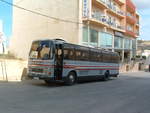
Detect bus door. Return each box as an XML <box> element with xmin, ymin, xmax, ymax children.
<box><xmin>54</xmin><ymin>44</ymin><xmax>63</xmax><ymax>80</ymax></box>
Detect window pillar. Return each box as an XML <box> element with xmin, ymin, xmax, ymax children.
<box><xmin>122</xmin><ymin>38</ymin><xmax>125</xmax><ymax>62</ymax></box>
<box><xmin>87</xmin><ymin>22</ymin><xmax>90</xmax><ymax>46</ymax></box>
<box><xmin>112</xmin><ymin>35</ymin><xmax>115</xmax><ymax>52</ymax></box>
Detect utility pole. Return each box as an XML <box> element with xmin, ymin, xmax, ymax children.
<box><xmin>0</xmin><ymin>32</ymin><xmax>8</xmax><ymax>82</ymax></box>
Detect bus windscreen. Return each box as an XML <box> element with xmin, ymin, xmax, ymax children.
<box><xmin>29</xmin><ymin>41</ymin><xmax>53</xmax><ymax>60</ymax></box>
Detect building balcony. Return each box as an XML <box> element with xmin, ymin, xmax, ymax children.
<box><xmin>126</xmin><ymin>14</ymin><xmax>136</xmax><ymax>24</ymax></box>
<box><xmin>93</xmin><ymin>0</ymin><xmax>108</xmax><ymax>9</ymax></box>
<box><xmin>126</xmin><ymin>29</ymin><xmax>136</xmax><ymax>38</ymax></box>
<box><xmin>136</xmin><ymin>13</ymin><xmax>139</xmax><ymax>25</ymax></box>
<box><xmin>93</xmin><ymin>0</ymin><xmax>125</xmax><ymax>19</ymax></box>
<box><xmin>126</xmin><ymin>0</ymin><xmax>136</xmax><ymax>12</ymax></box>
<box><xmin>83</xmin><ymin>14</ymin><xmax>108</xmax><ymax>27</ymax></box>
<box><xmin>83</xmin><ymin>12</ymin><xmax>125</xmax><ymax>32</ymax></box>
<box><xmin>107</xmin><ymin>5</ymin><xmax>125</xmax><ymax>19</ymax></box>
<box><xmin>136</xmin><ymin>21</ymin><xmax>139</xmax><ymax>26</ymax></box>
<box><xmin>114</xmin><ymin>0</ymin><xmax>125</xmax><ymax>5</ymax></box>
<box><xmin>107</xmin><ymin>21</ymin><xmax>125</xmax><ymax>32</ymax></box>
<box><xmin>135</xmin><ymin>31</ymin><xmax>139</xmax><ymax>36</ymax></box>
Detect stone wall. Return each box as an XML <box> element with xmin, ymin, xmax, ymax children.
<box><xmin>0</xmin><ymin>59</ymin><xmax>27</xmax><ymax>82</ymax></box>
<box><xmin>119</xmin><ymin>62</ymin><xmax>139</xmax><ymax>73</ymax></box>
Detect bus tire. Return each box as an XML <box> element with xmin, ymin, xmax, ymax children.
<box><xmin>44</xmin><ymin>80</ymin><xmax>51</xmax><ymax>84</ymax></box>
<box><xmin>102</xmin><ymin>71</ymin><xmax>110</xmax><ymax>81</ymax></box>
<box><xmin>65</xmin><ymin>72</ymin><xmax>77</xmax><ymax>85</ymax></box>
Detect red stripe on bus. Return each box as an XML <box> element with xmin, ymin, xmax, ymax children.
<box><xmin>64</xmin><ymin>65</ymin><xmax>119</xmax><ymax>68</ymax></box>
<box><xmin>29</xmin><ymin>64</ymin><xmax>119</xmax><ymax>69</ymax></box>
<box><xmin>29</xmin><ymin>64</ymin><xmax>54</xmax><ymax>67</ymax></box>
<box><xmin>77</xmin><ymin>68</ymin><xmax>119</xmax><ymax>70</ymax></box>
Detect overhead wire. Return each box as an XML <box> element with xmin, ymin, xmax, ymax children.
<box><xmin>0</xmin><ymin>0</ymin><xmax>83</xmax><ymax>24</ymax></box>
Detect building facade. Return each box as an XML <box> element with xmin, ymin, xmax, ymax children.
<box><xmin>10</xmin><ymin>0</ymin><xmax>140</xmax><ymax>61</ymax></box>
<box><xmin>81</xmin><ymin>0</ymin><xmax>139</xmax><ymax>62</ymax></box>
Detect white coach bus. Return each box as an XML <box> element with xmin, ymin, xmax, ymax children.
<box><xmin>28</xmin><ymin>39</ymin><xmax>119</xmax><ymax>85</ymax></box>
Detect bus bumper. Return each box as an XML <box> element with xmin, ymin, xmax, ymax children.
<box><xmin>28</xmin><ymin>73</ymin><xmax>54</xmax><ymax>80</ymax></box>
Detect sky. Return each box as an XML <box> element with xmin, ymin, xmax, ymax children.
<box><xmin>0</xmin><ymin>0</ymin><xmax>12</xmax><ymax>40</ymax></box>
<box><xmin>0</xmin><ymin>0</ymin><xmax>149</xmax><ymax>41</ymax></box>
<box><xmin>133</xmin><ymin>0</ymin><xmax>150</xmax><ymax>40</ymax></box>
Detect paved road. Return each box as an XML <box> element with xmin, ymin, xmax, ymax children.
<box><xmin>0</xmin><ymin>72</ymin><xmax>150</xmax><ymax>113</ymax></box>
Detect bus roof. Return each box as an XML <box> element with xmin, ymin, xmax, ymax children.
<box><xmin>32</xmin><ymin>39</ymin><xmax>118</xmax><ymax>55</ymax></box>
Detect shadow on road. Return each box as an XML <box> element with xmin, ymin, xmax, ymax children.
<box><xmin>23</xmin><ymin>78</ymin><xmax>117</xmax><ymax>88</ymax></box>
<box><xmin>24</xmin><ymin>80</ymin><xmax>65</xmax><ymax>88</ymax></box>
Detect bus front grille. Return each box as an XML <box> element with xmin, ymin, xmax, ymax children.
<box><xmin>31</xmin><ymin>68</ymin><xmax>43</xmax><ymax>73</ymax></box>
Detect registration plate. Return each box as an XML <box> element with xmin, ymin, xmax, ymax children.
<box><xmin>33</xmin><ymin>77</ymin><xmax>39</xmax><ymax>80</ymax></box>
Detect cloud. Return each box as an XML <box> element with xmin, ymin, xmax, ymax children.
<box><xmin>133</xmin><ymin>0</ymin><xmax>150</xmax><ymax>9</ymax></box>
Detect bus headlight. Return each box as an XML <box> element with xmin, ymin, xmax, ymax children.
<box><xmin>44</xmin><ymin>68</ymin><xmax>51</xmax><ymax>75</ymax></box>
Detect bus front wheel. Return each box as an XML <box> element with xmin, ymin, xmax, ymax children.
<box><xmin>65</xmin><ymin>72</ymin><xmax>77</xmax><ymax>85</ymax></box>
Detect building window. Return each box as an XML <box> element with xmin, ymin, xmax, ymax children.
<box><xmin>83</xmin><ymin>27</ymin><xmax>88</xmax><ymax>43</ymax></box>
<box><xmin>114</xmin><ymin>36</ymin><xmax>123</xmax><ymax>49</ymax></box>
<box><xmin>127</xmin><ymin>25</ymin><xmax>133</xmax><ymax>31</ymax></box>
<box><xmin>132</xmin><ymin>39</ymin><xmax>136</xmax><ymax>49</ymax></box>
<box><xmin>124</xmin><ymin>38</ymin><xmax>131</xmax><ymax>49</ymax></box>
<box><xmin>90</xmin><ymin>29</ymin><xmax>98</xmax><ymax>46</ymax></box>
<box><xmin>100</xmin><ymin>32</ymin><xmax>113</xmax><ymax>48</ymax></box>
<box><xmin>82</xmin><ymin>27</ymin><xmax>98</xmax><ymax>47</ymax></box>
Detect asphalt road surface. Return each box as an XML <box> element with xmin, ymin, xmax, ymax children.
<box><xmin>0</xmin><ymin>72</ymin><xmax>150</xmax><ymax>113</ymax></box>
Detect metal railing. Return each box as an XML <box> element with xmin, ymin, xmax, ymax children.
<box><xmin>96</xmin><ymin>0</ymin><xmax>125</xmax><ymax>17</ymax></box>
<box><xmin>107</xmin><ymin>3</ymin><xmax>125</xmax><ymax>16</ymax></box>
<box><xmin>92</xmin><ymin>12</ymin><xmax>125</xmax><ymax>30</ymax></box>
<box><xmin>91</xmin><ymin>13</ymin><xmax>108</xmax><ymax>24</ymax></box>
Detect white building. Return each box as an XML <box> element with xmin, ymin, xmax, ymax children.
<box><xmin>10</xmin><ymin>0</ymin><xmax>139</xmax><ymax>60</ymax></box>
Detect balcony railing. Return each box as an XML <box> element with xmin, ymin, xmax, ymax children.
<box><xmin>89</xmin><ymin>12</ymin><xmax>125</xmax><ymax>31</ymax></box>
<box><xmin>117</xmin><ymin>24</ymin><xmax>125</xmax><ymax>30</ymax></box>
<box><xmin>126</xmin><ymin>12</ymin><xmax>135</xmax><ymax>19</ymax></box>
<box><xmin>114</xmin><ymin>0</ymin><xmax>125</xmax><ymax>5</ymax></box>
<box><xmin>136</xmin><ymin>20</ymin><xmax>139</xmax><ymax>25</ymax></box>
<box><xmin>126</xmin><ymin>29</ymin><xmax>136</xmax><ymax>37</ymax></box>
<box><xmin>91</xmin><ymin>12</ymin><xmax>108</xmax><ymax>24</ymax></box>
<box><xmin>126</xmin><ymin>13</ymin><xmax>136</xmax><ymax>24</ymax></box>
<box><xmin>107</xmin><ymin>3</ymin><xmax>125</xmax><ymax>17</ymax></box>
<box><xmin>96</xmin><ymin>0</ymin><xmax>108</xmax><ymax>8</ymax></box>
<box><xmin>97</xmin><ymin>0</ymin><xmax>105</xmax><ymax>4</ymax></box>
<box><xmin>107</xmin><ymin>21</ymin><xmax>125</xmax><ymax>31</ymax></box>
<box><xmin>95</xmin><ymin>0</ymin><xmax>125</xmax><ymax>17</ymax></box>
<box><xmin>135</xmin><ymin>31</ymin><xmax>139</xmax><ymax>36</ymax></box>
<box><xmin>126</xmin><ymin>0</ymin><xmax>136</xmax><ymax>12</ymax></box>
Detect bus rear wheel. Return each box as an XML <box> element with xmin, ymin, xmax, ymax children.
<box><xmin>102</xmin><ymin>71</ymin><xmax>110</xmax><ymax>81</ymax></box>
<box><xmin>44</xmin><ymin>80</ymin><xmax>51</xmax><ymax>84</ymax></box>
<box><xmin>65</xmin><ymin>72</ymin><xmax>76</xmax><ymax>85</ymax></box>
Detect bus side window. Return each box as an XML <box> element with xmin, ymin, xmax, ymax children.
<box><xmin>112</xmin><ymin>54</ymin><xmax>115</xmax><ymax>63</ymax></box>
<box><xmin>64</xmin><ymin>48</ymin><xmax>74</xmax><ymax>60</ymax></box>
<box><xmin>80</xmin><ymin>50</ymin><xmax>89</xmax><ymax>61</ymax></box>
<box><xmin>75</xmin><ymin>50</ymin><xmax>81</xmax><ymax>61</ymax></box>
<box><xmin>64</xmin><ymin>49</ymin><xmax>69</xmax><ymax>60</ymax></box>
<box><xmin>95</xmin><ymin>51</ymin><xmax>99</xmax><ymax>62</ymax></box>
<box><xmin>114</xmin><ymin>54</ymin><xmax>119</xmax><ymax>63</ymax></box>
<box><xmin>102</xmin><ymin>52</ymin><xmax>110</xmax><ymax>63</ymax></box>
<box><xmin>98</xmin><ymin>51</ymin><xmax>102</xmax><ymax>62</ymax></box>
<box><xmin>102</xmin><ymin>52</ymin><xmax>106</xmax><ymax>63</ymax></box>
<box><xmin>90</xmin><ymin>50</ymin><xmax>97</xmax><ymax>62</ymax></box>
<box><xmin>68</xmin><ymin>49</ymin><xmax>74</xmax><ymax>60</ymax></box>
<box><xmin>109</xmin><ymin>53</ymin><xmax>112</xmax><ymax>63</ymax></box>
